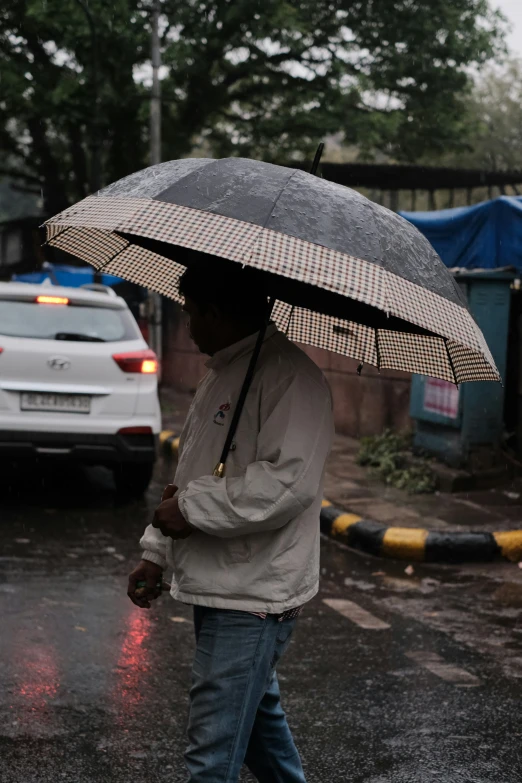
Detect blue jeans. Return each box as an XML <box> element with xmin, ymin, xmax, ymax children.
<box><xmin>185</xmin><ymin>607</ymin><xmax>307</xmax><ymax>783</ymax></box>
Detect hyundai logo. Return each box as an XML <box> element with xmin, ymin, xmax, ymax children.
<box><xmin>48</xmin><ymin>356</ymin><xmax>71</xmax><ymax>371</ymax></box>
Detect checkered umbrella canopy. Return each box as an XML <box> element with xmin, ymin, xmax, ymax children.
<box><xmin>44</xmin><ymin>157</ymin><xmax>499</xmax><ymax>384</ymax></box>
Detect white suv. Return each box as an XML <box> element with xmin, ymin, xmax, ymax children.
<box><xmin>0</xmin><ymin>281</ymin><xmax>161</xmax><ymax>495</ymax></box>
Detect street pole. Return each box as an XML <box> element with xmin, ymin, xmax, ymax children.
<box><xmin>74</xmin><ymin>0</ymin><xmax>101</xmax><ymax>193</ymax></box>
<box><xmin>149</xmin><ymin>0</ymin><xmax>163</xmax><ymax>361</ymax></box>
<box><xmin>74</xmin><ymin>0</ymin><xmax>102</xmax><ymax>282</ymax></box>
<box><xmin>150</xmin><ymin>0</ymin><xmax>162</xmax><ymax>169</ymax></box>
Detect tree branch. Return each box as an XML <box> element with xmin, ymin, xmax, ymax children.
<box><xmin>0</xmin><ymin>166</ymin><xmax>43</xmax><ymax>185</ymax></box>
<box><xmin>8</xmin><ymin>182</ymin><xmax>42</xmax><ymax>195</ymax></box>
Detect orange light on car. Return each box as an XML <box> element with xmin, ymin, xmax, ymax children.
<box><xmin>36</xmin><ymin>295</ymin><xmax>69</xmax><ymax>305</ymax></box>
<box><xmin>112</xmin><ymin>349</ymin><xmax>159</xmax><ymax>374</ymax></box>
<box><xmin>141</xmin><ymin>359</ymin><xmax>158</xmax><ymax>374</ymax></box>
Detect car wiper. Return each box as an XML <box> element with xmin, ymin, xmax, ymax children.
<box><xmin>54</xmin><ymin>332</ymin><xmax>106</xmax><ymax>342</ymax></box>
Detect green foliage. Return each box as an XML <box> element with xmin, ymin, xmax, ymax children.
<box><xmin>0</xmin><ymin>0</ymin><xmax>506</xmax><ymax>216</ymax></box>
<box><xmin>161</xmin><ymin>0</ymin><xmax>505</xmax><ymax>163</ymax></box>
<box><xmin>431</xmin><ymin>57</ymin><xmax>522</xmax><ymax>172</ymax></box>
<box><xmin>0</xmin><ymin>0</ymin><xmax>149</xmax><ymax>213</ymax></box>
<box><xmin>357</xmin><ymin>430</ymin><xmax>437</xmax><ymax>494</ymax></box>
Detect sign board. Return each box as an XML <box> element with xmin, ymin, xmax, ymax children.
<box><xmin>423</xmin><ymin>377</ymin><xmax>460</xmax><ymax>419</ymax></box>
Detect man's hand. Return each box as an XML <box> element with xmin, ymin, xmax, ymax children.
<box><xmin>127</xmin><ymin>559</ymin><xmax>164</xmax><ymax>609</ymax></box>
<box><xmin>152</xmin><ymin>489</ymin><xmax>194</xmax><ymax>539</ymax></box>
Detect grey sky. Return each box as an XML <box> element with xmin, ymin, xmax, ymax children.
<box><xmin>495</xmin><ymin>0</ymin><xmax>522</xmax><ymax>55</ymax></box>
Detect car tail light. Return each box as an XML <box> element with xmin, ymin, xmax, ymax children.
<box><xmin>112</xmin><ymin>349</ymin><xmax>159</xmax><ymax>374</ymax></box>
<box><xmin>117</xmin><ymin>426</ymin><xmax>153</xmax><ymax>435</ymax></box>
<box><xmin>36</xmin><ymin>295</ymin><xmax>69</xmax><ymax>305</ymax></box>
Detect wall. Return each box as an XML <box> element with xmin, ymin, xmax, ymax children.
<box><xmin>161</xmin><ymin>301</ymin><xmax>412</xmax><ymax>437</ymax></box>
<box><xmin>304</xmin><ymin>346</ymin><xmax>412</xmax><ymax>437</ymax></box>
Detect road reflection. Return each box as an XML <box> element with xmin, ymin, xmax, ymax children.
<box><xmin>13</xmin><ymin>628</ymin><xmax>60</xmax><ymax>728</ymax></box>
<box><xmin>112</xmin><ymin>607</ymin><xmax>152</xmax><ymax>724</ymax></box>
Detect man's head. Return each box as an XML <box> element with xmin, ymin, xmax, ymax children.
<box><xmin>178</xmin><ymin>256</ymin><xmax>269</xmax><ymax>355</ymax></box>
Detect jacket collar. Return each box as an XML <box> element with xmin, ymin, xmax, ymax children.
<box><xmin>205</xmin><ymin>323</ymin><xmax>278</xmax><ymax>372</ymax></box>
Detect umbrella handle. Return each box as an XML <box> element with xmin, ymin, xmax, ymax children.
<box><xmin>213</xmin><ymin>461</ymin><xmax>226</xmax><ymax>478</ymax></box>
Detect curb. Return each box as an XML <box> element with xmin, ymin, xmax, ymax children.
<box><xmin>159</xmin><ymin>430</ymin><xmax>180</xmax><ymax>456</ymax></box>
<box><xmin>320</xmin><ymin>501</ymin><xmax>522</xmax><ymax>564</ymax></box>
<box><xmin>160</xmin><ymin>433</ymin><xmax>522</xmax><ymax>564</ymax></box>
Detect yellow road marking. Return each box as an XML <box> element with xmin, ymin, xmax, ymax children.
<box><xmin>381</xmin><ymin>527</ymin><xmax>428</xmax><ymax>561</ymax></box>
<box><xmin>494</xmin><ymin>531</ymin><xmax>522</xmax><ymax>562</ymax></box>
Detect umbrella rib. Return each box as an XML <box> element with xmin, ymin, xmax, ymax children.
<box><xmin>152</xmin><ymin>158</ymin><xmax>219</xmax><ymax>200</ymax></box>
<box><xmin>444</xmin><ymin>337</ymin><xmax>458</xmax><ymax>386</ymax></box>
<box><xmin>41</xmin><ymin>225</ymin><xmax>69</xmax><ymax>245</ymax></box>
<box><xmin>261</xmin><ymin>169</ymin><xmax>300</xmax><ymax>229</ymax></box>
<box><xmin>97</xmin><ymin>237</ymin><xmax>131</xmax><ymax>273</ymax></box>
<box><xmin>285</xmin><ymin>305</ymin><xmax>294</xmax><ymax>336</ymax></box>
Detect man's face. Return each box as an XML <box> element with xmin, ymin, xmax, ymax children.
<box><xmin>182</xmin><ymin>295</ymin><xmax>217</xmax><ymax>355</ymax></box>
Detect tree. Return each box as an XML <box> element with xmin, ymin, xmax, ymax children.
<box><xmin>162</xmin><ymin>0</ymin><xmax>505</xmax><ymax>164</ymax></box>
<box><xmin>0</xmin><ymin>0</ymin><xmax>505</xmax><ymax>216</ymax></box>
<box><xmin>0</xmin><ymin>0</ymin><xmax>149</xmax><ymax>214</ymax></box>
<box><xmin>451</xmin><ymin>58</ymin><xmax>522</xmax><ymax>172</ymax></box>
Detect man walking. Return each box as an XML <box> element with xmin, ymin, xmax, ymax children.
<box><xmin>128</xmin><ymin>258</ymin><xmax>334</xmax><ymax>782</ymax></box>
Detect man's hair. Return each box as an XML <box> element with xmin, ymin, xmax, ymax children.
<box><xmin>178</xmin><ymin>254</ymin><xmax>269</xmax><ymax>323</ymax></box>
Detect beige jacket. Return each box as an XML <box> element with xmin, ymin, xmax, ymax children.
<box><xmin>140</xmin><ymin>324</ymin><xmax>334</xmax><ymax>613</ymax></box>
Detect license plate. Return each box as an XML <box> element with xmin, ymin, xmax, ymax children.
<box><xmin>20</xmin><ymin>392</ymin><xmax>91</xmax><ymax>414</ymax></box>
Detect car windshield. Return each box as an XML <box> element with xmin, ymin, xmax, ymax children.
<box><xmin>0</xmin><ymin>300</ymin><xmax>140</xmax><ymax>342</ymax></box>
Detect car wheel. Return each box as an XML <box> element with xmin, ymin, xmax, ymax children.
<box><xmin>113</xmin><ymin>462</ymin><xmax>154</xmax><ymax>497</ymax></box>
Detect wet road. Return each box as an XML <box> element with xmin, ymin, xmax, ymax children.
<box><xmin>1</xmin><ymin>458</ymin><xmax>522</xmax><ymax>782</ymax></box>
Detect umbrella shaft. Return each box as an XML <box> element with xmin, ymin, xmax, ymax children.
<box><xmin>217</xmin><ymin>298</ymin><xmax>275</xmax><ymax>473</ymax></box>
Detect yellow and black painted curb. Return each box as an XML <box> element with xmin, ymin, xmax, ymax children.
<box><xmin>159</xmin><ymin>430</ymin><xmax>180</xmax><ymax>457</ymax></box>
<box><xmin>320</xmin><ymin>500</ymin><xmax>522</xmax><ymax>564</ymax></box>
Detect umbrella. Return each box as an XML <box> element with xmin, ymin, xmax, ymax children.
<box><xmin>43</xmin><ymin>155</ymin><xmax>499</xmax><ymax>473</ymax></box>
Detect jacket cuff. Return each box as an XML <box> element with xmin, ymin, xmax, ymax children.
<box><xmin>177</xmin><ymin>492</ymin><xmax>199</xmax><ymax>532</ymax></box>
<box><xmin>141</xmin><ymin>550</ymin><xmax>168</xmax><ymax>570</ymax></box>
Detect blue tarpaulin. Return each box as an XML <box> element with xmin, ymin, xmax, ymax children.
<box><xmin>12</xmin><ymin>263</ymin><xmax>123</xmax><ymax>288</ymax></box>
<box><xmin>401</xmin><ymin>196</ymin><xmax>522</xmax><ymax>271</ymax></box>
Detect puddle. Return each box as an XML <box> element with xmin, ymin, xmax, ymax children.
<box><xmin>344</xmin><ymin>577</ymin><xmax>376</xmax><ymax>591</ymax></box>
<box><xmin>380</xmin><ymin>576</ymin><xmax>440</xmax><ymax>594</ymax></box>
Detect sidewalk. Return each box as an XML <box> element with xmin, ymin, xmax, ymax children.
<box><xmin>324</xmin><ymin>434</ymin><xmax>522</xmax><ymax>535</ymax></box>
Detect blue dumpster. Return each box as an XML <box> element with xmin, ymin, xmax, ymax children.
<box><xmin>410</xmin><ymin>271</ymin><xmax>514</xmax><ymax>467</ymax></box>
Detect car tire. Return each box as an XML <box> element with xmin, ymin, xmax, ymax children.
<box><xmin>113</xmin><ymin>462</ymin><xmax>154</xmax><ymax>497</ymax></box>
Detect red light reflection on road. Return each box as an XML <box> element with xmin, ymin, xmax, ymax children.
<box><xmin>16</xmin><ymin>639</ymin><xmax>59</xmax><ymax>714</ymax></box>
<box><xmin>113</xmin><ymin>608</ymin><xmax>152</xmax><ymax>723</ymax></box>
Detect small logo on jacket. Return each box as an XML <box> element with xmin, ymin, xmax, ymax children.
<box><xmin>213</xmin><ymin>402</ymin><xmax>231</xmax><ymax>426</ymax></box>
